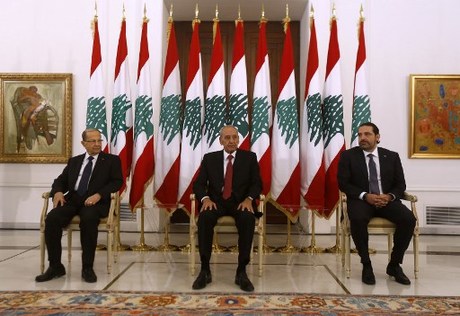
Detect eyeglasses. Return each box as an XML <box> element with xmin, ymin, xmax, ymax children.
<box><xmin>84</xmin><ymin>139</ymin><xmax>103</xmax><ymax>144</ymax></box>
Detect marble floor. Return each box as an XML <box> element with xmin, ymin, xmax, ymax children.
<box><xmin>0</xmin><ymin>228</ymin><xmax>459</xmax><ymax>296</ymax></box>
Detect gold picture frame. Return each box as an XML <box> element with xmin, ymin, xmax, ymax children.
<box><xmin>409</xmin><ymin>74</ymin><xmax>460</xmax><ymax>159</ymax></box>
<box><xmin>0</xmin><ymin>73</ymin><xmax>72</xmax><ymax>163</ymax></box>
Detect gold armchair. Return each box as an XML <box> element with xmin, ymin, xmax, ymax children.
<box><xmin>341</xmin><ymin>191</ymin><xmax>420</xmax><ymax>279</ymax></box>
<box><xmin>39</xmin><ymin>191</ymin><xmax>120</xmax><ymax>274</ymax></box>
<box><xmin>189</xmin><ymin>194</ymin><xmax>265</xmax><ymax>277</ymax></box>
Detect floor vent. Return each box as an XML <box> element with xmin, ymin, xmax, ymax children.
<box><xmin>426</xmin><ymin>206</ymin><xmax>460</xmax><ymax>225</ymax></box>
<box><xmin>119</xmin><ymin>203</ymin><xmax>136</xmax><ymax>222</ymax></box>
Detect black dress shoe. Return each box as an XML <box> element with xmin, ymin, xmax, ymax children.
<box><xmin>386</xmin><ymin>264</ymin><xmax>411</xmax><ymax>285</ymax></box>
<box><xmin>82</xmin><ymin>267</ymin><xmax>97</xmax><ymax>283</ymax></box>
<box><xmin>35</xmin><ymin>264</ymin><xmax>66</xmax><ymax>282</ymax></box>
<box><xmin>235</xmin><ymin>271</ymin><xmax>254</xmax><ymax>292</ymax></box>
<box><xmin>192</xmin><ymin>270</ymin><xmax>212</xmax><ymax>290</ymax></box>
<box><xmin>362</xmin><ymin>264</ymin><xmax>376</xmax><ymax>285</ymax></box>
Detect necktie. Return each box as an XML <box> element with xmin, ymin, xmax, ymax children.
<box><xmin>77</xmin><ymin>156</ymin><xmax>94</xmax><ymax>196</ymax></box>
<box><xmin>222</xmin><ymin>154</ymin><xmax>234</xmax><ymax>199</ymax></box>
<box><xmin>367</xmin><ymin>154</ymin><xmax>380</xmax><ymax>194</ymax></box>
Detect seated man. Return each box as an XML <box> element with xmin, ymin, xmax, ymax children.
<box><xmin>35</xmin><ymin>128</ymin><xmax>122</xmax><ymax>283</ymax></box>
<box><xmin>192</xmin><ymin>125</ymin><xmax>262</xmax><ymax>292</ymax></box>
<box><xmin>337</xmin><ymin>122</ymin><xmax>416</xmax><ymax>285</ymax></box>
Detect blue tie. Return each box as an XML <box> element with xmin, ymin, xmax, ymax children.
<box><xmin>368</xmin><ymin>154</ymin><xmax>380</xmax><ymax>194</ymax></box>
<box><xmin>77</xmin><ymin>156</ymin><xmax>94</xmax><ymax>196</ymax></box>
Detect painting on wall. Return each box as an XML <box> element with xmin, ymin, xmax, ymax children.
<box><xmin>0</xmin><ymin>73</ymin><xmax>72</xmax><ymax>163</ymax></box>
<box><xmin>410</xmin><ymin>74</ymin><xmax>460</xmax><ymax>159</ymax></box>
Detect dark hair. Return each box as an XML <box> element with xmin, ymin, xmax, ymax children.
<box><xmin>358</xmin><ymin>122</ymin><xmax>379</xmax><ymax>135</ymax></box>
<box><xmin>81</xmin><ymin>128</ymin><xmax>100</xmax><ymax>141</ymax></box>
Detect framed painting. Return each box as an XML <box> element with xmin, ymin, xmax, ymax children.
<box><xmin>0</xmin><ymin>73</ymin><xmax>72</xmax><ymax>163</ymax></box>
<box><xmin>409</xmin><ymin>74</ymin><xmax>460</xmax><ymax>158</ymax></box>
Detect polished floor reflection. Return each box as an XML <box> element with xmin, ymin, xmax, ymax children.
<box><xmin>0</xmin><ymin>228</ymin><xmax>459</xmax><ymax>296</ymax></box>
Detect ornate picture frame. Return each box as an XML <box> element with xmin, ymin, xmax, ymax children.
<box><xmin>409</xmin><ymin>74</ymin><xmax>460</xmax><ymax>159</ymax></box>
<box><xmin>0</xmin><ymin>73</ymin><xmax>72</xmax><ymax>163</ymax></box>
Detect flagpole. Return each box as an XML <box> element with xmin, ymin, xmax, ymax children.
<box><xmin>156</xmin><ymin>206</ymin><xmax>179</xmax><ymax>252</ymax></box>
<box><xmin>115</xmin><ymin>195</ymin><xmax>131</xmax><ymax>251</ymax></box>
<box><xmin>131</xmin><ymin>200</ymin><xmax>156</xmax><ymax>251</ymax></box>
<box><xmin>276</xmin><ymin>216</ymin><xmax>299</xmax><ymax>253</ymax></box>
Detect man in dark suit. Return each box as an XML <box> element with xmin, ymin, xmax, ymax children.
<box><xmin>338</xmin><ymin>122</ymin><xmax>416</xmax><ymax>285</ymax></box>
<box><xmin>192</xmin><ymin>125</ymin><xmax>262</xmax><ymax>292</ymax></box>
<box><xmin>35</xmin><ymin>128</ymin><xmax>123</xmax><ymax>283</ymax></box>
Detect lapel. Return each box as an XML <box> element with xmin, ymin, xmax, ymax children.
<box><xmin>217</xmin><ymin>150</ymin><xmax>225</xmax><ymax>182</ymax></box>
<box><xmin>89</xmin><ymin>152</ymin><xmax>107</xmax><ymax>186</ymax></box>
<box><xmin>70</xmin><ymin>154</ymin><xmax>85</xmax><ymax>187</ymax></box>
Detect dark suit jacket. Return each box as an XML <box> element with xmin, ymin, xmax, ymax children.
<box><xmin>337</xmin><ymin>146</ymin><xmax>406</xmax><ymax>201</ymax></box>
<box><xmin>50</xmin><ymin>151</ymin><xmax>123</xmax><ymax>205</ymax></box>
<box><xmin>193</xmin><ymin>149</ymin><xmax>262</xmax><ymax>208</ymax></box>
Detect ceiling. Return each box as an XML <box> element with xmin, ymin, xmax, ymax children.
<box><xmin>163</xmin><ymin>0</ymin><xmax>309</xmax><ymax>22</ymax></box>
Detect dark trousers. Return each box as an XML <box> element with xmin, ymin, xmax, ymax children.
<box><xmin>44</xmin><ymin>192</ymin><xmax>109</xmax><ymax>268</ymax></box>
<box><xmin>197</xmin><ymin>199</ymin><xmax>256</xmax><ymax>272</ymax></box>
<box><xmin>347</xmin><ymin>199</ymin><xmax>416</xmax><ymax>265</ymax></box>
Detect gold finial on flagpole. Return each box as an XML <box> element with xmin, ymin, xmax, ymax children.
<box><xmin>310</xmin><ymin>4</ymin><xmax>314</xmax><ymax>18</ymax></box>
<box><xmin>94</xmin><ymin>1</ymin><xmax>98</xmax><ymax>19</ymax></box>
<box><xmin>167</xmin><ymin>4</ymin><xmax>173</xmax><ymax>42</ymax></box>
<box><xmin>332</xmin><ymin>3</ymin><xmax>337</xmax><ymax>19</ymax></box>
<box><xmin>260</xmin><ymin>4</ymin><xmax>267</xmax><ymax>23</ymax></box>
<box><xmin>143</xmin><ymin>3</ymin><xmax>149</xmax><ymax>23</ymax></box>
<box><xmin>238</xmin><ymin>4</ymin><xmax>241</xmax><ymax>20</ymax></box>
<box><xmin>214</xmin><ymin>4</ymin><xmax>219</xmax><ymax>21</ymax></box>
<box><xmin>122</xmin><ymin>3</ymin><xmax>126</xmax><ymax>21</ymax></box>
<box><xmin>168</xmin><ymin>3</ymin><xmax>174</xmax><ymax>22</ymax></box>
<box><xmin>282</xmin><ymin>3</ymin><xmax>290</xmax><ymax>32</ymax></box>
<box><xmin>193</xmin><ymin>3</ymin><xmax>200</xmax><ymax>28</ymax></box>
<box><xmin>360</xmin><ymin>4</ymin><xmax>365</xmax><ymax>21</ymax></box>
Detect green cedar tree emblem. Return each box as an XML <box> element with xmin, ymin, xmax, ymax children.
<box><xmin>351</xmin><ymin>95</ymin><xmax>371</xmax><ymax>144</ymax></box>
<box><xmin>306</xmin><ymin>93</ymin><xmax>323</xmax><ymax>146</ymax></box>
<box><xmin>229</xmin><ymin>93</ymin><xmax>249</xmax><ymax>138</ymax></box>
<box><xmin>86</xmin><ymin>96</ymin><xmax>108</xmax><ymax>139</ymax></box>
<box><xmin>111</xmin><ymin>94</ymin><xmax>132</xmax><ymax>145</ymax></box>
<box><xmin>251</xmin><ymin>96</ymin><xmax>270</xmax><ymax>146</ymax></box>
<box><xmin>134</xmin><ymin>95</ymin><xmax>153</xmax><ymax>140</ymax></box>
<box><xmin>275</xmin><ymin>96</ymin><xmax>298</xmax><ymax>148</ymax></box>
<box><xmin>323</xmin><ymin>94</ymin><xmax>344</xmax><ymax>147</ymax></box>
<box><xmin>160</xmin><ymin>94</ymin><xmax>181</xmax><ymax>145</ymax></box>
<box><xmin>204</xmin><ymin>95</ymin><xmax>226</xmax><ymax>147</ymax></box>
<box><xmin>183</xmin><ymin>96</ymin><xmax>202</xmax><ymax>149</ymax></box>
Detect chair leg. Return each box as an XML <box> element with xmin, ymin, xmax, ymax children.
<box><xmin>414</xmin><ymin>233</ymin><xmax>419</xmax><ymax>279</ymax></box>
<box><xmin>190</xmin><ymin>228</ymin><xmax>196</xmax><ymax>276</ymax></box>
<box><xmin>67</xmin><ymin>228</ymin><xmax>72</xmax><ymax>262</ymax></box>
<box><xmin>40</xmin><ymin>230</ymin><xmax>45</xmax><ymax>273</ymax></box>
<box><xmin>387</xmin><ymin>233</ymin><xmax>393</xmax><ymax>262</ymax></box>
<box><xmin>345</xmin><ymin>233</ymin><xmax>351</xmax><ymax>278</ymax></box>
<box><xmin>107</xmin><ymin>230</ymin><xmax>112</xmax><ymax>274</ymax></box>
<box><xmin>258</xmin><ymin>231</ymin><xmax>263</xmax><ymax>277</ymax></box>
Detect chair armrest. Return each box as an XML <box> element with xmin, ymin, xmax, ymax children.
<box><xmin>403</xmin><ymin>191</ymin><xmax>417</xmax><ymax>203</ymax></box>
<box><xmin>403</xmin><ymin>191</ymin><xmax>420</xmax><ymax>228</ymax></box>
<box><xmin>190</xmin><ymin>194</ymin><xmax>196</xmax><ymax>225</ymax></box>
<box><xmin>40</xmin><ymin>191</ymin><xmax>51</xmax><ymax>230</ymax></box>
<box><xmin>340</xmin><ymin>191</ymin><xmax>350</xmax><ymax>228</ymax></box>
<box><xmin>105</xmin><ymin>192</ymin><xmax>119</xmax><ymax>229</ymax></box>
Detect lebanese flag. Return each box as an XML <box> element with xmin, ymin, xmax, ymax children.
<box><xmin>203</xmin><ymin>19</ymin><xmax>227</xmax><ymax>154</ymax></box>
<box><xmin>322</xmin><ymin>15</ymin><xmax>345</xmax><ymax>219</ymax></box>
<box><xmin>178</xmin><ymin>19</ymin><xmax>204</xmax><ymax>214</ymax></box>
<box><xmin>129</xmin><ymin>17</ymin><xmax>154</xmax><ymax>211</ymax></box>
<box><xmin>300</xmin><ymin>13</ymin><xmax>326</xmax><ymax>214</ymax></box>
<box><xmin>229</xmin><ymin>19</ymin><xmax>249</xmax><ymax>150</ymax></box>
<box><xmin>154</xmin><ymin>18</ymin><xmax>182</xmax><ymax>209</ymax></box>
<box><xmin>270</xmin><ymin>21</ymin><xmax>301</xmax><ymax>221</ymax></box>
<box><xmin>351</xmin><ymin>14</ymin><xmax>372</xmax><ymax>148</ymax></box>
<box><xmin>251</xmin><ymin>18</ymin><xmax>272</xmax><ymax>196</ymax></box>
<box><xmin>111</xmin><ymin>18</ymin><xmax>133</xmax><ymax>195</ymax></box>
<box><xmin>86</xmin><ymin>16</ymin><xmax>108</xmax><ymax>153</ymax></box>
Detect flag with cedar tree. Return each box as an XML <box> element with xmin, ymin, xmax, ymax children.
<box><xmin>178</xmin><ymin>17</ymin><xmax>204</xmax><ymax>214</ymax></box>
<box><xmin>351</xmin><ymin>7</ymin><xmax>372</xmax><ymax>148</ymax></box>
<box><xmin>322</xmin><ymin>10</ymin><xmax>345</xmax><ymax>218</ymax></box>
<box><xmin>111</xmin><ymin>16</ymin><xmax>133</xmax><ymax>195</ymax></box>
<box><xmin>300</xmin><ymin>9</ymin><xmax>326</xmax><ymax>213</ymax></box>
<box><xmin>270</xmin><ymin>17</ymin><xmax>301</xmax><ymax>221</ymax></box>
<box><xmin>154</xmin><ymin>15</ymin><xmax>181</xmax><ymax>209</ymax></box>
<box><xmin>251</xmin><ymin>14</ymin><xmax>272</xmax><ymax>196</ymax></box>
<box><xmin>129</xmin><ymin>15</ymin><xmax>154</xmax><ymax>211</ymax></box>
<box><xmin>229</xmin><ymin>18</ymin><xmax>249</xmax><ymax>150</ymax></box>
<box><xmin>86</xmin><ymin>14</ymin><xmax>108</xmax><ymax>153</ymax></box>
<box><xmin>203</xmin><ymin>17</ymin><xmax>227</xmax><ymax>154</ymax></box>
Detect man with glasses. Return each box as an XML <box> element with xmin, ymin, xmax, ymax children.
<box><xmin>35</xmin><ymin>128</ymin><xmax>122</xmax><ymax>283</ymax></box>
